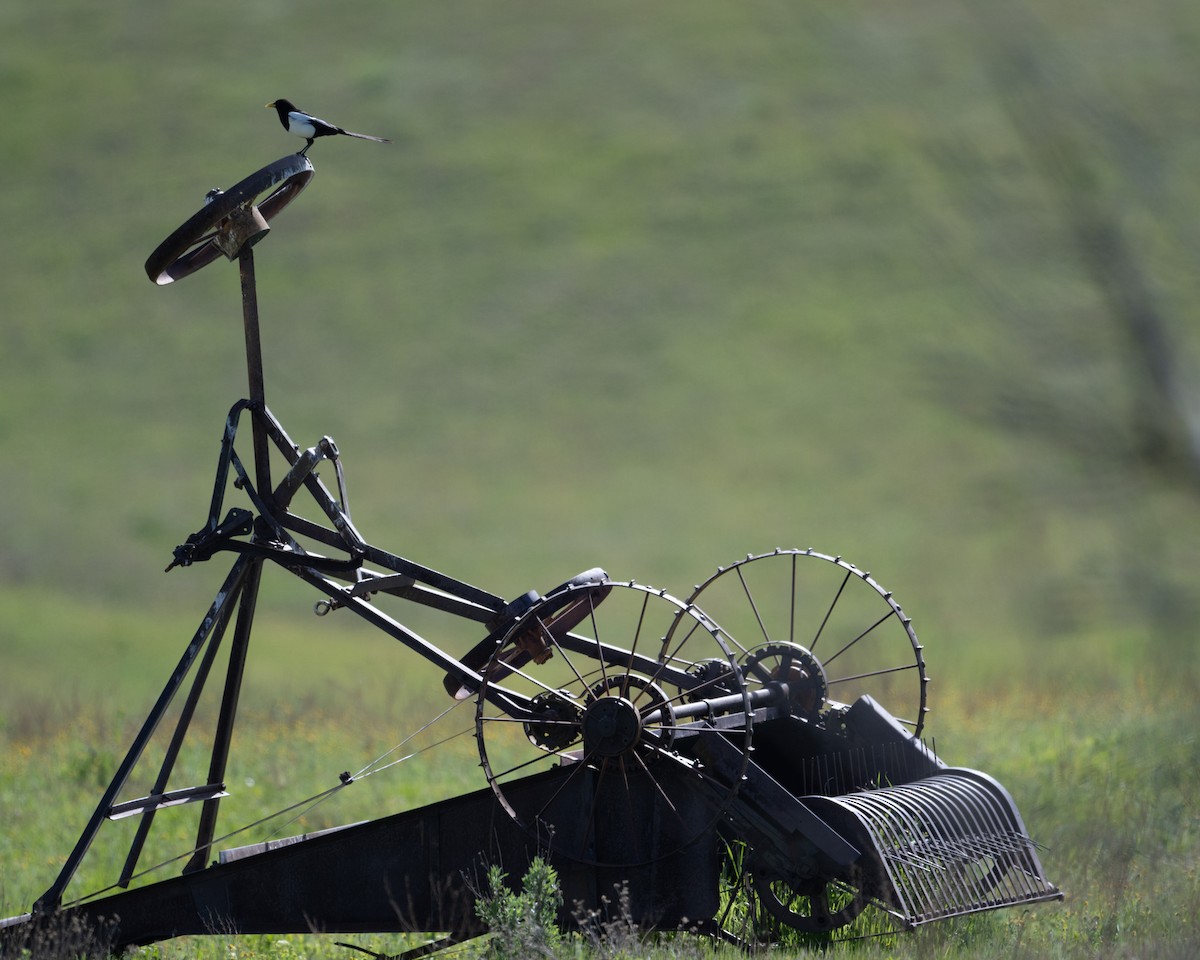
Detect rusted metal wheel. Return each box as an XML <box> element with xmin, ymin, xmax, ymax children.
<box><xmin>144</xmin><ymin>154</ymin><xmax>315</xmax><ymax>284</ymax></box>
<box><xmin>687</xmin><ymin>549</ymin><xmax>929</xmax><ymax>736</ymax></box>
<box><xmin>717</xmin><ymin>846</ymin><xmax>872</xmax><ymax>944</ymax></box>
<box><xmin>475</xmin><ymin>580</ymin><xmax>752</xmax><ymax>867</ymax></box>
<box><xmin>750</xmin><ymin>870</ymin><xmax>868</xmax><ymax>935</ymax></box>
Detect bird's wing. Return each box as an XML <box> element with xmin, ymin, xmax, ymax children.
<box><xmin>289</xmin><ymin>111</ymin><xmax>343</xmax><ymax>137</ymax></box>
<box><xmin>284</xmin><ymin>112</ymin><xmax>318</xmax><ymax>138</ymax></box>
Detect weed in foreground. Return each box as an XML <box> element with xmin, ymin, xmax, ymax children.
<box><xmin>473</xmin><ymin>857</ymin><xmax>563</xmax><ymax>960</ymax></box>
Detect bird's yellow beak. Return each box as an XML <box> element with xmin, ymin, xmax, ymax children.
<box><xmin>265</xmin><ymin>101</ymin><xmax>276</xmax><ymax>109</ymax></box>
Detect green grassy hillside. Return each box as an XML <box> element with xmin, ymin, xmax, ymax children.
<box><xmin>2</xmin><ymin>2</ymin><xmax>1200</xmax><ymax>955</ymax></box>
<box><xmin>4</xmin><ymin>0</ymin><xmax>1197</xmax><ymax>699</ymax></box>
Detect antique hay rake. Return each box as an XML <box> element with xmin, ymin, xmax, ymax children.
<box><xmin>0</xmin><ymin>156</ymin><xmax>1060</xmax><ymax>956</ymax></box>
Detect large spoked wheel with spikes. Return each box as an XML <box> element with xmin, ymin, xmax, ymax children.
<box><xmin>144</xmin><ymin>154</ymin><xmax>315</xmax><ymax>284</ymax></box>
<box><xmin>475</xmin><ymin>579</ymin><xmax>752</xmax><ymax>867</ymax></box>
<box><xmin>687</xmin><ymin>549</ymin><xmax>929</xmax><ymax>736</ymax></box>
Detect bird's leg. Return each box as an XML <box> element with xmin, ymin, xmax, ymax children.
<box><xmin>300</xmin><ymin>140</ymin><xmax>313</xmax><ymax>156</ymax></box>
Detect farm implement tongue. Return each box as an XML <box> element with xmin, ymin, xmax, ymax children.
<box><xmin>0</xmin><ymin>157</ymin><xmax>1059</xmax><ymax>957</ymax></box>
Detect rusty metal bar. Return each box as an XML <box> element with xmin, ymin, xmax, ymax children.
<box><xmin>238</xmin><ymin>245</ymin><xmax>272</xmax><ymax>499</ymax></box>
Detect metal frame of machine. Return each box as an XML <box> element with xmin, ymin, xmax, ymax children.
<box><xmin>0</xmin><ymin>156</ymin><xmax>1060</xmax><ymax>957</ymax></box>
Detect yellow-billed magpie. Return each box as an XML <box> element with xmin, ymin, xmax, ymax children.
<box><xmin>266</xmin><ymin>99</ymin><xmax>391</xmax><ymax>155</ymax></box>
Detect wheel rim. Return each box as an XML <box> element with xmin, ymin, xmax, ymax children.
<box><xmin>687</xmin><ymin>549</ymin><xmax>929</xmax><ymax>736</ymax></box>
<box><xmin>144</xmin><ymin>154</ymin><xmax>315</xmax><ymax>285</ymax></box>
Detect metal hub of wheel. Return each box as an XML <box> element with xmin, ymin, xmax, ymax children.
<box><xmin>687</xmin><ymin>549</ymin><xmax>929</xmax><ymax>735</ymax></box>
<box><xmin>581</xmin><ymin>675</ymin><xmax>675</xmax><ymax>758</ymax></box>
<box><xmin>475</xmin><ymin>580</ymin><xmax>751</xmax><ymax>866</ymax></box>
<box><xmin>741</xmin><ymin>642</ymin><xmax>827</xmax><ymax>718</ymax></box>
<box><xmin>583</xmin><ymin>695</ymin><xmax>641</xmax><ymax>756</ymax></box>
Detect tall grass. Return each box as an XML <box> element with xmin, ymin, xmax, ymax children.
<box><xmin>2</xmin><ymin>677</ymin><xmax>1197</xmax><ymax>958</ymax></box>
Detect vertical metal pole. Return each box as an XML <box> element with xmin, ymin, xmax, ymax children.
<box><xmin>180</xmin><ymin>235</ymin><xmax>270</xmax><ymax>875</ymax></box>
<box><xmin>239</xmin><ymin>245</ymin><xmax>272</xmax><ymax>499</ymax></box>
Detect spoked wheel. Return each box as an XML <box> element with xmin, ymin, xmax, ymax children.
<box><xmin>717</xmin><ymin>844</ymin><xmax>872</xmax><ymax>946</ymax></box>
<box><xmin>687</xmin><ymin>549</ymin><xmax>928</xmax><ymax>735</ymax></box>
<box><xmin>751</xmin><ymin>869</ymin><xmax>868</xmax><ymax>936</ymax></box>
<box><xmin>475</xmin><ymin>580</ymin><xmax>752</xmax><ymax>867</ymax></box>
<box><xmin>144</xmin><ymin>154</ymin><xmax>315</xmax><ymax>284</ymax></box>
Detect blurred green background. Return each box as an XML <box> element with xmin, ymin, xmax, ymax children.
<box><xmin>3</xmin><ymin>0</ymin><xmax>1199</xmax><ymax>709</ymax></box>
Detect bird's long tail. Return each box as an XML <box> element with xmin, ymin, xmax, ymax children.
<box><xmin>340</xmin><ymin>129</ymin><xmax>391</xmax><ymax>143</ymax></box>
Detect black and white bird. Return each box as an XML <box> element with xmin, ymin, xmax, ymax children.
<box><xmin>266</xmin><ymin>99</ymin><xmax>391</xmax><ymax>155</ymax></box>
